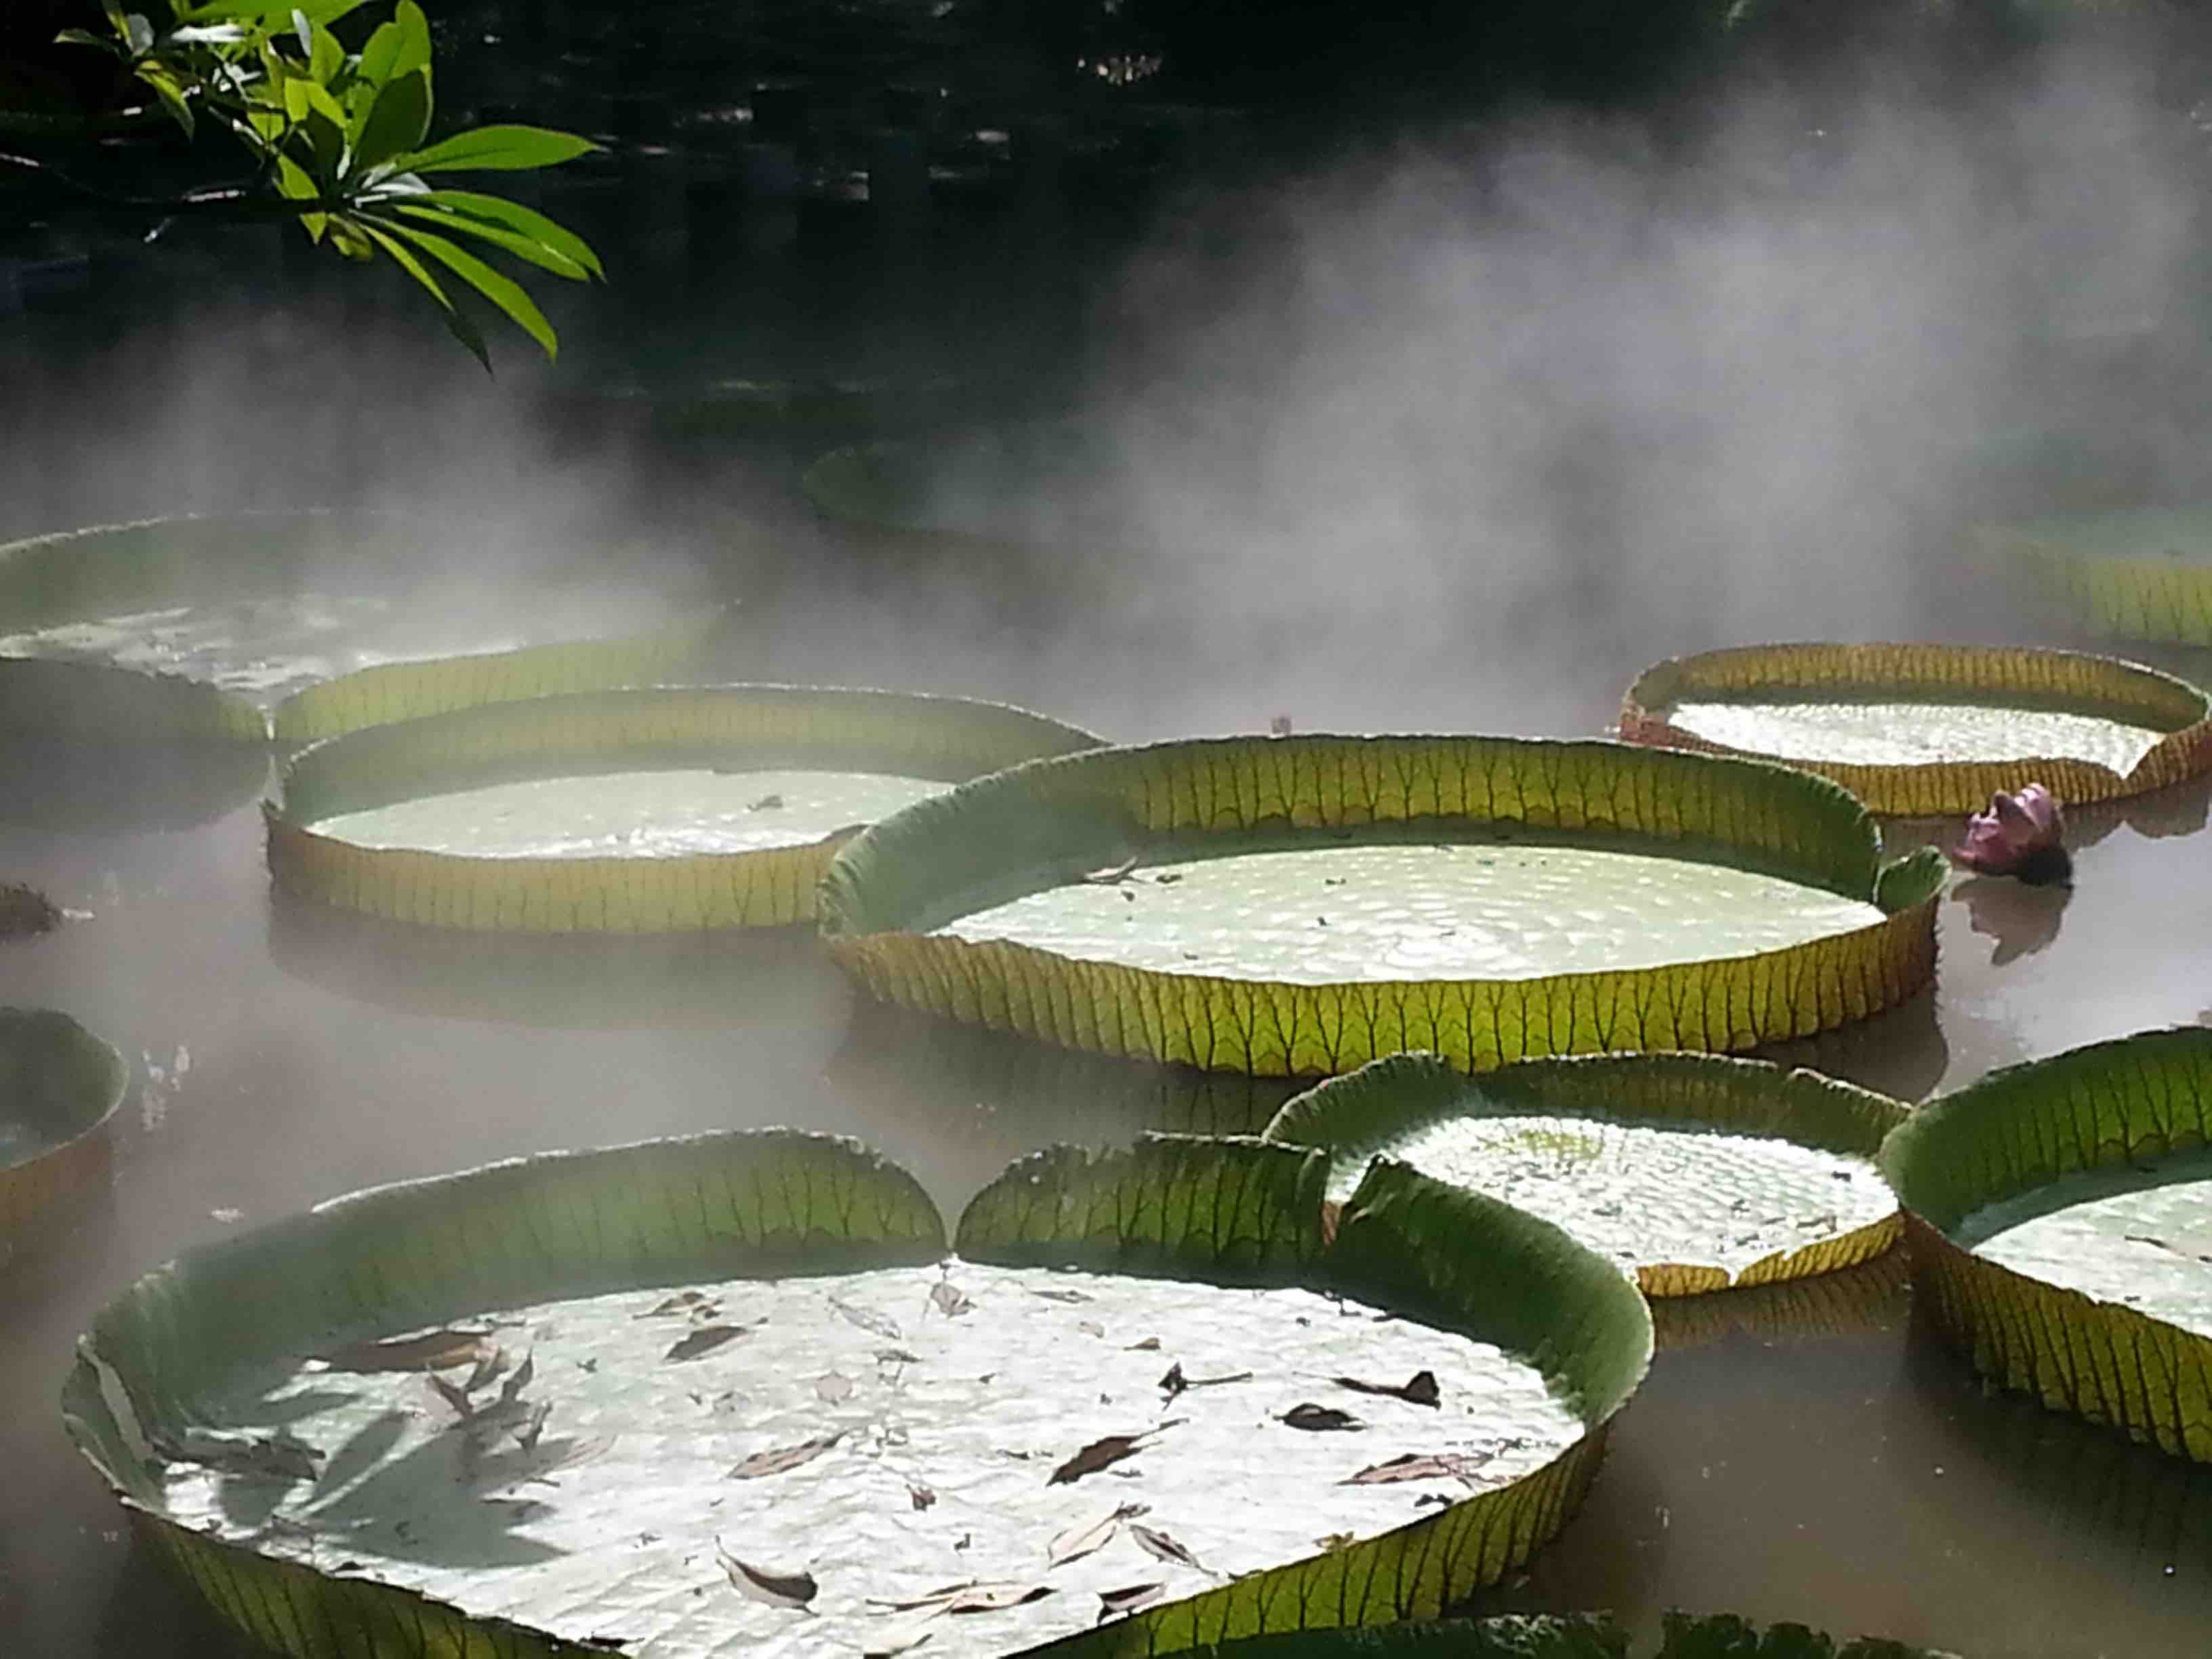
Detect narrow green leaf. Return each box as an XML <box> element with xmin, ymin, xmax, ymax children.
<box><xmin>390</xmin><ymin>0</ymin><xmax>432</xmax><ymax>82</ymax></box>
<box><xmin>179</xmin><ymin>0</ymin><xmax>367</xmax><ymax>20</ymax></box>
<box><xmin>135</xmin><ymin>66</ymin><xmax>195</xmax><ymax>138</ymax></box>
<box><xmin>390</xmin><ymin>124</ymin><xmax>599</xmax><ymax>174</ymax></box>
<box><xmin>350</xmin><ymin>68</ymin><xmax>431</xmax><ymax>176</ymax></box>
<box><xmin>55</xmin><ymin>28</ymin><xmax>121</xmax><ymax>52</ymax></box>
<box><xmin>356</xmin><ymin>221</ymin><xmax>491</xmax><ymax>373</ymax></box>
<box><xmin>354</xmin><ymin>19</ymin><xmax>401</xmax><ymax>87</ymax></box>
<box><xmin>275</xmin><ymin>152</ymin><xmax>327</xmax><ymax>242</ymax></box>
<box><xmin>308</xmin><ymin>21</ymin><xmax>342</xmax><ymax>85</ymax></box>
<box><xmin>375</xmin><ymin>218</ymin><xmax>558</xmax><ymax>359</ymax></box>
<box><xmin>387</xmin><ymin>201</ymin><xmax>589</xmax><ymax>281</ymax></box>
<box><xmin>411</xmin><ymin>189</ymin><xmax>605</xmax><ymax>279</ymax></box>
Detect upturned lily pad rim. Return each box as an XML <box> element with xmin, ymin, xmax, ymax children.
<box><xmin>1619</xmin><ymin>640</ymin><xmax>2212</xmax><ymax>815</ymax></box>
<box><xmin>1145</xmin><ymin>1608</ymin><xmax>1965</xmax><ymax>1659</ymax></box>
<box><xmin>264</xmin><ymin>682</ymin><xmax>1105</xmax><ymax>933</ymax></box>
<box><xmin>1976</xmin><ymin>510</ymin><xmax>2212</xmax><ymax>648</ymax></box>
<box><xmin>819</xmin><ymin>732</ymin><xmax>1946</xmax><ymax>1077</ymax></box>
<box><xmin>1878</xmin><ymin>1025</ymin><xmax>2212</xmax><ymax>1462</ymax></box>
<box><xmin>1</xmin><ymin>1008</ymin><xmax>129</xmax><ymax>1255</ymax></box>
<box><xmin>1</xmin><ymin>1006</ymin><xmax>129</xmax><ymax>1176</ymax></box>
<box><xmin>1263</xmin><ymin>1049</ymin><xmax>1908</xmax><ymax>1296</ymax></box>
<box><xmin>62</xmin><ymin>1129</ymin><xmax>1650</xmax><ymax>1659</ymax></box>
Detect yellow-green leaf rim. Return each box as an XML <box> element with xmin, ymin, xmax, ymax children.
<box><xmin>62</xmin><ymin>1132</ymin><xmax>1651</xmax><ymax>1659</ymax></box>
<box><xmin>819</xmin><ymin>735</ymin><xmax>1945</xmax><ymax>1077</ymax></box>
<box><xmin>1976</xmin><ymin>510</ymin><xmax>2212</xmax><ymax>647</ymax></box>
<box><xmin>1619</xmin><ymin>642</ymin><xmax>2212</xmax><ymax>815</ymax></box>
<box><xmin>1879</xmin><ymin>1025</ymin><xmax>2212</xmax><ymax>1462</ymax></box>
<box><xmin>268</xmin><ymin>611</ymin><xmax>733</xmax><ymax>746</ymax></box>
<box><xmin>1</xmin><ymin>1008</ymin><xmax>129</xmax><ymax>1264</ymax></box>
<box><xmin>1264</xmin><ymin>1050</ymin><xmax>1908</xmax><ymax>1296</ymax></box>
<box><xmin>266</xmin><ymin>685</ymin><xmax>1103</xmax><ymax>931</ymax></box>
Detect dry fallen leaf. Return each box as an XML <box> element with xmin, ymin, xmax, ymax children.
<box><xmin>1047</xmin><ymin>1502</ymin><xmax>1147</xmax><ymax>1568</ymax></box>
<box><xmin>1077</xmin><ymin>1320</ymin><xmax>1105</xmax><ymax>1338</ymax></box>
<box><xmin>728</xmin><ymin>1431</ymin><xmax>844</xmax><ymax>1480</ymax></box>
<box><xmin>666</xmin><ymin>1325</ymin><xmax>748</xmax><ymax>1363</ymax></box>
<box><xmin>943</xmin><ymin>1583</ymin><xmax>1054</xmax><ymax>1614</ymax></box>
<box><xmin>1340</xmin><ymin>1452</ymin><xmax>1492</xmax><ymax>1486</ymax></box>
<box><xmin>930</xmin><ymin>1280</ymin><xmax>975</xmax><ymax>1318</ymax></box>
<box><xmin>1128</xmin><ymin>1523</ymin><xmax>1206</xmax><ymax>1573</ymax></box>
<box><xmin>748</xmin><ymin>794</ymin><xmax>785</xmax><ymax>811</ymax></box>
<box><xmin>1031</xmin><ymin>1288</ymin><xmax>1092</xmax><ymax>1305</ymax></box>
<box><xmin>907</xmin><ymin>1483</ymin><xmax>937</xmax><ymax>1511</ymax></box>
<box><xmin>1334</xmin><ymin>1370</ymin><xmax>1441</xmax><ymax>1408</ymax></box>
<box><xmin>1125</xmin><ymin>1337</ymin><xmax>1160</xmax><ymax>1351</ymax></box>
<box><xmin>316</xmin><ymin>1329</ymin><xmax>492</xmax><ymax>1373</ymax></box>
<box><xmin>831</xmin><ymin>1297</ymin><xmax>902</xmax><ymax>1340</ymax></box>
<box><xmin>513</xmin><ymin>1401</ymin><xmax>552</xmax><ymax>1452</ymax></box>
<box><xmin>717</xmin><ymin>1543</ymin><xmax>817</xmax><ymax>1612</ymax></box>
<box><xmin>1082</xmin><ymin>857</ymin><xmax>1139</xmax><ymax>884</ymax></box>
<box><xmin>1048</xmin><ymin>1419</ymin><xmax>1183</xmax><ymax>1486</ymax></box>
<box><xmin>426</xmin><ymin>1372</ymin><xmax>474</xmax><ymax>1420</ymax></box>
<box><xmin>1280</xmin><ymin>1403</ymin><xmax>1361</xmax><ymax>1432</ymax></box>
<box><xmin>815</xmin><ymin>1372</ymin><xmax>857</xmax><ymax>1404</ymax></box>
<box><xmin>864</xmin><ymin>1624</ymin><xmax>935</xmax><ymax>1658</ymax></box>
<box><xmin>497</xmin><ymin>1352</ymin><xmax>535</xmax><ymax>1408</ymax></box>
<box><xmin>1315</xmin><ymin>1531</ymin><xmax>1357</xmax><ymax>1551</ymax></box>
<box><xmin>1097</xmin><ymin>1583</ymin><xmax>1166</xmax><ymax>1622</ymax></box>
<box><xmin>637</xmin><ymin>1291</ymin><xmax>715</xmax><ymax>1319</ymax></box>
<box><xmin>460</xmin><ymin>1348</ymin><xmax>507</xmax><ymax>1395</ymax></box>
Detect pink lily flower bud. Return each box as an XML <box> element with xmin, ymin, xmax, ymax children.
<box><xmin>1950</xmin><ymin>783</ymin><xmax>2071</xmax><ymax>886</ymax></box>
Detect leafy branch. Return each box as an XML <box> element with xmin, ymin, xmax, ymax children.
<box><xmin>54</xmin><ymin>1</ymin><xmax>606</xmax><ymax>369</ymax></box>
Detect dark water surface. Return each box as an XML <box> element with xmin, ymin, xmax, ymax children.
<box><xmin>1</xmin><ymin>722</ymin><xmax>2207</xmax><ymax>1658</ymax></box>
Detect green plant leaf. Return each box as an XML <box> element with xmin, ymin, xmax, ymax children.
<box><xmin>55</xmin><ymin>27</ymin><xmax>121</xmax><ymax>52</ymax></box>
<box><xmin>390</xmin><ymin>122</ymin><xmax>600</xmax><ymax>173</ymax></box>
<box><xmin>133</xmin><ymin>64</ymin><xmax>196</xmax><ymax>137</ymax></box>
<box><xmin>354</xmin><ymin>220</ymin><xmax>487</xmax><ymax>373</ymax></box>
<box><xmin>348</xmin><ymin>66</ymin><xmax>430</xmax><ymax>175</ymax></box>
<box><xmin>352</xmin><ymin>18</ymin><xmax>401</xmax><ymax>86</ymax></box>
<box><xmin>406</xmin><ymin>188</ymin><xmax>604</xmax><ymax>278</ymax></box>
<box><xmin>307</xmin><ymin>19</ymin><xmax>342</xmax><ymax>84</ymax></box>
<box><xmin>123</xmin><ymin>10</ymin><xmax>153</xmax><ymax>57</ymax></box>
<box><xmin>369</xmin><ymin>217</ymin><xmax>558</xmax><ymax>359</ymax></box>
<box><xmin>389</xmin><ymin>0</ymin><xmax>431</xmax><ymax>81</ymax></box>
<box><xmin>176</xmin><ymin>0</ymin><xmax>368</xmax><ymax>24</ymax></box>
<box><xmin>384</xmin><ymin>200</ymin><xmax>588</xmax><ymax>280</ymax></box>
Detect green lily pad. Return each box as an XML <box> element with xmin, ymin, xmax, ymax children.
<box><xmin>821</xmin><ymin>735</ymin><xmax>1946</xmax><ymax>1078</ymax></box>
<box><xmin>268</xmin><ymin>687</ymin><xmax>1102</xmax><ymax>931</ymax></box>
<box><xmin>1620</xmin><ymin>643</ymin><xmax>2212</xmax><ymax>815</ymax></box>
<box><xmin>1</xmin><ymin>1008</ymin><xmax>129</xmax><ymax>1265</ymax></box>
<box><xmin>63</xmin><ymin>1134</ymin><xmax>1651</xmax><ymax>1659</ymax></box>
<box><xmin>0</xmin><ymin>512</ymin><xmax>709</xmax><ymax>716</ymax></box>
<box><xmin>1880</xmin><ymin>1025</ymin><xmax>2212</xmax><ymax>1461</ymax></box>
<box><xmin>1978</xmin><ymin>508</ymin><xmax>2212</xmax><ymax>647</ymax></box>
<box><xmin>1266</xmin><ymin>1052</ymin><xmax>1905</xmax><ymax>1296</ymax></box>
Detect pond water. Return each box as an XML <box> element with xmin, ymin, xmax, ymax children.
<box><xmin>9</xmin><ymin>13</ymin><xmax>2212</xmax><ymax>1656</ymax></box>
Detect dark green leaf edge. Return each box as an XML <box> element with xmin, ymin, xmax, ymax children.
<box><xmin>1158</xmin><ymin>1608</ymin><xmax>1963</xmax><ymax>1659</ymax></box>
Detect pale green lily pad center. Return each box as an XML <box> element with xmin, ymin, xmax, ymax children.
<box><xmin>1957</xmin><ymin>1151</ymin><xmax>2212</xmax><ymax>1340</ymax></box>
<box><xmin>1664</xmin><ymin>699</ymin><xmax>2168</xmax><ymax>774</ymax></box>
<box><xmin>312</xmin><ymin>769</ymin><xmax>947</xmax><ymax>859</ymax></box>
<box><xmin>0</xmin><ymin>595</ymin><xmax>420</xmax><ymax>701</ymax></box>
<box><xmin>159</xmin><ymin>1262</ymin><xmax>1580</xmax><ymax>1659</ymax></box>
<box><xmin>935</xmin><ymin>842</ymin><xmax>1883</xmax><ymax>984</ymax></box>
<box><xmin>1370</xmin><ymin>1116</ymin><xmax>1893</xmax><ymax>1282</ymax></box>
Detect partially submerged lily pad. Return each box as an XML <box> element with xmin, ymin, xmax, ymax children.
<box><xmin>1</xmin><ymin>1008</ymin><xmax>129</xmax><ymax>1265</ymax></box>
<box><xmin>266</xmin><ymin>686</ymin><xmax>1101</xmax><ymax>931</ymax></box>
<box><xmin>1880</xmin><ymin>1025</ymin><xmax>2212</xmax><ymax>1461</ymax></box>
<box><xmin>0</xmin><ymin>511</ymin><xmax>710</xmax><ymax>716</ymax></box>
<box><xmin>1619</xmin><ymin>642</ymin><xmax>2212</xmax><ymax>815</ymax></box>
<box><xmin>1265</xmin><ymin>1052</ymin><xmax>1906</xmax><ymax>1296</ymax></box>
<box><xmin>1976</xmin><ymin>508</ymin><xmax>2212</xmax><ymax>647</ymax></box>
<box><xmin>819</xmin><ymin>735</ymin><xmax>1945</xmax><ymax>1077</ymax></box>
<box><xmin>62</xmin><ymin>1132</ymin><xmax>1650</xmax><ymax>1659</ymax></box>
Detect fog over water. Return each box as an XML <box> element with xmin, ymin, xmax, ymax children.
<box><xmin>5</xmin><ymin>10</ymin><xmax>2212</xmax><ymax>1658</ymax></box>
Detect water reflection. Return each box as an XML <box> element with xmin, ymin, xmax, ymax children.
<box><xmin>1752</xmin><ymin>987</ymin><xmax>1949</xmax><ymax>1104</ymax></box>
<box><xmin>266</xmin><ymin>900</ymin><xmax>851</xmax><ymax>1033</ymax></box>
<box><xmin>1950</xmin><ymin>876</ymin><xmax>2072</xmax><ymax>967</ymax></box>
<box><xmin>1647</xmin><ymin>1246</ymin><xmax>1909</xmax><ymax>1355</ymax></box>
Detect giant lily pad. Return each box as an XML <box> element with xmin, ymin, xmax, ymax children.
<box><xmin>0</xmin><ymin>511</ymin><xmax>708</xmax><ymax>714</ymax></box>
<box><xmin>819</xmin><ymin>735</ymin><xmax>1946</xmax><ymax>1078</ymax></box>
<box><xmin>1618</xmin><ymin>643</ymin><xmax>2212</xmax><ymax>815</ymax></box>
<box><xmin>1</xmin><ymin>1008</ymin><xmax>129</xmax><ymax>1265</ymax></box>
<box><xmin>62</xmin><ymin>1132</ymin><xmax>1651</xmax><ymax>1659</ymax></box>
<box><xmin>1976</xmin><ymin>508</ymin><xmax>2212</xmax><ymax>647</ymax></box>
<box><xmin>1265</xmin><ymin>1052</ymin><xmax>1905</xmax><ymax>1296</ymax></box>
<box><xmin>0</xmin><ymin>656</ymin><xmax>269</xmax><ymax>833</ymax></box>
<box><xmin>1880</xmin><ymin>1025</ymin><xmax>2212</xmax><ymax>1462</ymax></box>
<box><xmin>266</xmin><ymin>686</ymin><xmax>1103</xmax><ymax>931</ymax></box>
